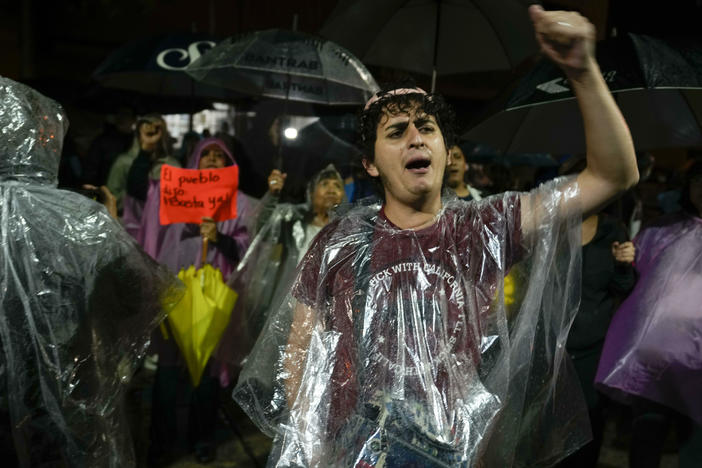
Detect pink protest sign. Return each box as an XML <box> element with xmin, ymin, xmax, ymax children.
<box><xmin>159</xmin><ymin>164</ymin><xmax>238</xmax><ymax>225</ymax></box>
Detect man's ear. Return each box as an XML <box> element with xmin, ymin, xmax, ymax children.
<box><xmin>362</xmin><ymin>158</ymin><xmax>379</xmax><ymax>177</ymax></box>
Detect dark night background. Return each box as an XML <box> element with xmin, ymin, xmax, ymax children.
<box><xmin>2</xmin><ymin>0</ymin><xmax>701</xmax><ymax>182</ymax></box>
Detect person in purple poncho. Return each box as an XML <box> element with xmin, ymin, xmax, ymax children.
<box><xmin>596</xmin><ymin>160</ymin><xmax>702</xmax><ymax>467</ymax></box>
<box><xmin>138</xmin><ymin>137</ymin><xmax>255</xmax><ymax>466</ymax></box>
<box><xmin>138</xmin><ymin>137</ymin><xmax>254</xmax><ymax>281</ymax></box>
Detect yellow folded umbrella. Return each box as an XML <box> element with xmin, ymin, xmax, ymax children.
<box><xmin>164</xmin><ymin>239</ymin><xmax>238</xmax><ymax>386</ymax></box>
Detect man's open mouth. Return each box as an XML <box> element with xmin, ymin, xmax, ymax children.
<box><xmin>405</xmin><ymin>158</ymin><xmax>431</xmax><ymax>171</ymax></box>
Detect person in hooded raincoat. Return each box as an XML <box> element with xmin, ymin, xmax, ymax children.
<box><xmin>0</xmin><ymin>77</ymin><xmax>183</xmax><ymax>467</ymax></box>
<box><xmin>233</xmin><ymin>7</ymin><xmax>640</xmax><ymax>467</ymax></box>
<box><xmin>261</xmin><ymin>165</ymin><xmax>346</xmax><ymax>262</ymax></box>
<box><xmin>137</xmin><ymin>137</ymin><xmax>254</xmax><ymax>280</ymax></box>
<box><xmin>213</xmin><ymin>164</ymin><xmax>346</xmax><ymax>381</ymax></box>
<box><xmin>596</xmin><ymin>161</ymin><xmax>702</xmax><ymax>467</ymax></box>
<box><xmin>135</xmin><ymin>137</ymin><xmax>255</xmax><ymax>465</ymax></box>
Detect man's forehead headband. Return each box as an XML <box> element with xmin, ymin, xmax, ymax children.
<box><xmin>363</xmin><ymin>87</ymin><xmax>428</xmax><ymax>111</ymax></box>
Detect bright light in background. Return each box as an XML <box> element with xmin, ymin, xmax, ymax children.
<box><xmin>284</xmin><ymin>127</ymin><xmax>298</xmax><ymax>139</ymax></box>
<box><xmin>281</xmin><ymin>116</ymin><xmax>318</xmax><ymax>140</ymax></box>
<box><xmin>163</xmin><ymin>102</ymin><xmax>234</xmax><ymax>146</ymax></box>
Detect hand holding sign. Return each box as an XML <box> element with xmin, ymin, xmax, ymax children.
<box><xmin>160</xmin><ymin>164</ymin><xmax>239</xmax><ymax>225</ymax></box>
<box><xmin>200</xmin><ymin>217</ymin><xmax>218</xmax><ymax>242</ymax></box>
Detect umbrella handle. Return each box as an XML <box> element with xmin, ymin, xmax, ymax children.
<box><xmin>201</xmin><ymin>237</ymin><xmax>209</xmax><ymax>268</ymax></box>
<box><xmin>274</xmin><ymin>144</ymin><xmax>283</xmax><ymax>170</ymax></box>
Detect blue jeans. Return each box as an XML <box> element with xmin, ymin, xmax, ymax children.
<box><xmin>333</xmin><ymin>398</ymin><xmax>470</xmax><ymax>468</ymax></box>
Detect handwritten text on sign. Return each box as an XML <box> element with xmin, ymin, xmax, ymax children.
<box><xmin>159</xmin><ymin>164</ymin><xmax>239</xmax><ymax>225</ymax></box>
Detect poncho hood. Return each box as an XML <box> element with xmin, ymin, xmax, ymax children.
<box><xmin>186</xmin><ymin>137</ymin><xmax>237</xmax><ymax>169</ymax></box>
<box><xmin>0</xmin><ymin>76</ymin><xmax>66</xmax><ymax>185</ymax></box>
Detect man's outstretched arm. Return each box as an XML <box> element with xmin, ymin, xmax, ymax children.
<box><xmin>529</xmin><ymin>6</ymin><xmax>639</xmax><ymax>215</ymax></box>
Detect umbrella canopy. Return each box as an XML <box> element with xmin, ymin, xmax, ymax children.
<box><xmin>319</xmin><ymin>0</ymin><xmax>538</xmax><ymax>91</ymax></box>
<box><xmin>93</xmin><ymin>32</ymin><xmax>240</xmax><ymax>102</ymax></box>
<box><xmin>77</xmin><ymin>84</ymin><xmax>214</xmax><ymax>115</ymax></box>
<box><xmin>185</xmin><ymin>29</ymin><xmax>379</xmax><ymax>106</ymax></box>
<box><xmin>464</xmin><ymin>33</ymin><xmax>702</xmax><ymax>154</ymax></box>
<box><xmin>460</xmin><ymin>141</ymin><xmax>558</xmax><ymax>167</ymax></box>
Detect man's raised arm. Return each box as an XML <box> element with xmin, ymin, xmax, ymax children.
<box><xmin>529</xmin><ymin>5</ymin><xmax>639</xmax><ymax>215</ymax></box>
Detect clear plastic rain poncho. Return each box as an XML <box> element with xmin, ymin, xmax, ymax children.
<box><xmin>213</xmin><ymin>197</ymin><xmax>310</xmax><ymax>380</ymax></box>
<box><xmin>215</xmin><ymin>165</ymin><xmax>347</xmax><ymax>380</ymax></box>
<box><xmin>0</xmin><ymin>77</ymin><xmax>183</xmax><ymax>466</ymax></box>
<box><xmin>596</xmin><ymin>213</ymin><xmax>702</xmax><ymax>424</ymax></box>
<box><xmin>234</xmin><ymin>176</ymin><xmax>590</xmax><ymax>467</ymax></box>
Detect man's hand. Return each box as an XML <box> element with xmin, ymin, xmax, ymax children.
<box><xmin>139</xmin><ymin>122</ymin><xmax>163</xmax><ymax>152</ymax></box>
<box><xmin>526</xmin><ymin>6</ymin><xmax>637</xmax><ymax>217</ymax></box>
<box><xmin>267</xmin><ymin>169</ymin><xmax>287</xmax><ymax>195</ymax></box>
<box><xmin>528</xmin><ymin>5</ymin><xmax>596</xmax><ymax>79</ymax></box>
<box><xmin>200</xmin><ymin>217</ymin><xmax>218</xmax><ymax>243</ymax></box>
<box><xmin>612</xmin><ymin>241</ymin><xmax>635</xmax><ymax>264</ymax></box>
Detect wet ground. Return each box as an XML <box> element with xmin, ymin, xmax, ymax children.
<box><xmin>126</xmin><ymin>364</ymin><xmax>685</xmax><ymax>468</ymax></box>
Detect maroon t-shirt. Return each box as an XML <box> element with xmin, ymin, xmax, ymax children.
<box><xmin>293</xmin><ymin>195</ymin><xmax>522</xmax><ymax>435</ymax></box>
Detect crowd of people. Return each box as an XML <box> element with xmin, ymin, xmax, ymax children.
<box><xmin>2</xmin><ymin>4</ymin><xmax>702</xmax><ymax>468</ymax></box>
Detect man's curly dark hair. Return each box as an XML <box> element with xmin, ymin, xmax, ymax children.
<box><xmin>357</xmin><ymin>83</ymin><xmax>457</xmax><ymax>164</ymax></box>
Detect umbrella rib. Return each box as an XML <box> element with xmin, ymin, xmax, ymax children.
<box><xmin>679</xmin><ymin>90</ymin><xmax>702</xmax><ymax>133</ymax></box>
<box><xmin>505</xmin><ymin>105</ymin><xmax>532</xmax><ymax>154</ymax></box>
<box><xmin>505</xmin><ymin>87</ymin><xmax>650</xmax><ymax>112</ymax></box>
<box><xmin>193</xmin><ymin>64</ymin><xmax>370</xmax><ymax>88</ymax></box>
<box><xmin>507</xmin><ymin>96</ymin><xmax>577</xmax><ymax>112</ymax></box>
<box><xmin>651</xmin><ymin>86</ymin><xmax>702</xmax><ymax>90</ymax></box>
<box><xmin>233</xmin><ymin>35</ymin><xmax>259</xmax><ymax>69</ymax></box>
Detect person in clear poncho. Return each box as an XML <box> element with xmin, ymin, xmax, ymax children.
<box><xmin>233</xmin><ymin>6</ymin><xmax>639</xmax><ymax>467</ymax></box>
<box><xmin>595</xmin><ymin>161</ymin><xmax>702</xmax><ymax>466</ymax></box>
<box><xmin>261</xmin><ymin>164</ymin><xmax>347</xmax><ymax>263</ymax></box>
<box><xmin>213</xmin><ymin>165</ymin><xmax>346</xmax><ymax>380</ymax></box>
<box><xmin>0</xmin><ymin>77</ymin><xmax>183</xmax><ymax>467</ymax></box>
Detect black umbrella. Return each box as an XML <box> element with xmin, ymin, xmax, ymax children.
<box><xmin>185</xmin><ymin>29</ymin><xmax>379</xmax><ymax>106</ymax></box>
<box><xmin>319</xmin><ymin>0</ymin><xmax>538</xmax><ymax>92</ymax></box>
<box><xmin>286</xmin><ymin>116</ymin><xmax>361</xmax><ymax>195</ymax></box>
<box><xmin>464</xmin><ymin>33</ymin><xmax>702</xmax><ymax>154</ymax></box>
<box><xmin>460</xmin><ymin>142</ymin><xmax>558</xmax><ymax>167</ymax></box>
<box><xmin>76</xmin><ymin>84</ymin><xmax>214</xmax><ymax>115</ymax></box>
<box><xmin>92</xmin><ymin>32</ymin><xmax>241</xmax><ymax>104</ymax></box>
